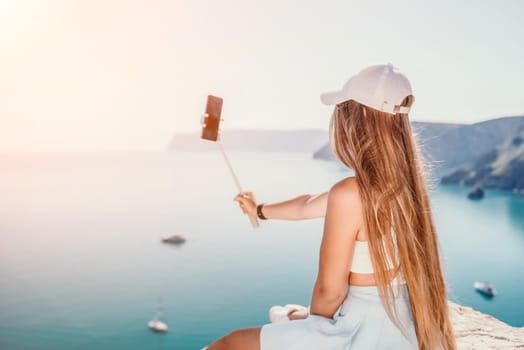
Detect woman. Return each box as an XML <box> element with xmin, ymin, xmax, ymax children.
<box><xmin>205</xmin><ymin>64</ymin><xmax>457</xmax><ymax>350</ymax></box>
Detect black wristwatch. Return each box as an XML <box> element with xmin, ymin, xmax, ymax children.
<box><xmin>257</xmin><ymin>203</ymin><xmax>267</xmax><ymax>220</ymax></box>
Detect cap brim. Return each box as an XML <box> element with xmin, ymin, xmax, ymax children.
<box><xmin>320</xmin><ymin>90</ymin><xmax>344</xmax><ymax>105</ymax></box>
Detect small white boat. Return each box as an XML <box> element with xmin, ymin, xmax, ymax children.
<box><xmin>148</xmin><ymin>298</ymin><xmax>168</xmax><ymax>332</ymax></box>
<box><xmin>473</xmin><ymin>281</ymin><xmax>497</xmax><ymax>297</ymax></box>
<box><xmin>148</xmin><ymin>316</ymin><xmax>168</xmax><ymax>332</ymax></box>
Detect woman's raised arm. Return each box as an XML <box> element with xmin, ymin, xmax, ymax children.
<box><xmin>233</xmin><ymin>191</ymin><xmax>328</xmax><ymax>221</ymax></box>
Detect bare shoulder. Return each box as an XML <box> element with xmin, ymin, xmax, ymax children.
<box><xmin>328</xmin><ymin>176</ymin><xmax>362</xmax><ymax>213</ymax></box>
<box><xmin>330</xmin><ymin>176</ymin><xmax>360</xmax><ymax>199</ymax></box>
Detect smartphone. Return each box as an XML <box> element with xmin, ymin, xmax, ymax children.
<box><xmin>201</xmin><ymin>95</ymin><xmax>223</xmax><ymax>142</ymax></box>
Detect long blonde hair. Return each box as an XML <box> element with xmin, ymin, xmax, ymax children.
<box><xmin>329</xmin><ymin>98</ymin><xmax>456</xmax><ymax>350</ymax></box>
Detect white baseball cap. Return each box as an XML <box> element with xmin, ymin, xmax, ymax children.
<box><xmin>320</xmin><ymin>63</ymin><xmax>413</xmax><ymax>115</ymax></box>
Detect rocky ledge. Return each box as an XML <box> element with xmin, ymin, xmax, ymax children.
<box><xmin>449</xmin><ymin>301</ymin><xmax>524</xmax><ymax>349</ymax></box>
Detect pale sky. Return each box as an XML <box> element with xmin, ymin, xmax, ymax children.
<box><xmin>1</xmin><ymin>0</ymin><xmax>523</xmax><ymax>151</ymax></box>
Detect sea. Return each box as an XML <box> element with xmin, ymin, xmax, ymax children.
<box><xmin>0</xmin><ymin>151</ymin><xmax>523</xmax><ymax>350</ymax></box>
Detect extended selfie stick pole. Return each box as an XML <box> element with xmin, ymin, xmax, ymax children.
<box><xmin>201</xmin><ymin>95</ymin><xmax>259</xmax><ymax>230</ymax></box>
<box><xmin>216</xmin><ymin>141</ymin><xmax>260</xmax><ymax>229</ymax></box>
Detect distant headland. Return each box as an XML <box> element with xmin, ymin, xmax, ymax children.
<box><xmin>167</xmin><ymin>115</ymin><xmax>524</xmax><ymax>195</ymax></box>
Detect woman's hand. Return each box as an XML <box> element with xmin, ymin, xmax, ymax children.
<box><xmin>287</xmin><ymin>308</ymin><xmax>309</xmax><ymax>321</ymax></box>
<box><xmin>233</xmin><ymin>191</ymin><xmax>257</xmax><ymax>218</ymax></box>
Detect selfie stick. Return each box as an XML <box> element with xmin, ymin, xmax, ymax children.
<box><xmin>216</xmin><ymin>140</ymin><xmax>260</xmax><ymax>229</ymax></box>
<box><xmin>200</xmin><ymin>95</ymin><xmax>260</xmax><ymax>230</ymax></box>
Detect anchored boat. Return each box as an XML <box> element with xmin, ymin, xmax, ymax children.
<box><xmin>148</xmin><ymin>298</ymin><xmax>168</xmax><ymax>333</ymax></box>
<box><xmin>473</xmin><ymin>281</ymin><xmax>497</xmax><ymax>297</ymax></box>
<box><xmin>162</xmin><ymin>234</ymin><xmax>186</xmax><ymax>245</ymax></box>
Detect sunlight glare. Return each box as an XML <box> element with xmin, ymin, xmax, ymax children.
<box><xmin>0</xmin><ymin>0</ymin><xmax>17</xmax><ymax>25</ymax></box>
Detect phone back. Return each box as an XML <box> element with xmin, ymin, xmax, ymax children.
<box><xmin>201</xmin><ymin>95</ymin><xmax>223</xmax><ymax>142</ymax></box>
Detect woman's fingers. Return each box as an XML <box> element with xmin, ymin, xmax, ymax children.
<box><xmin>234</xmin><ymin>191</ymin><xmax>255</xmax><ymax>200</ymax></box>
<box><xmin>234</xmin><ymin>196</ymin><xmax>248</xmax><ymax>214</ymax></box>
<box><xmin>234</xmin><ymin>196</ymin><xmax>247</xmax><ymax>206</ymax></box>
<box><xmin>233</xmin><ymin>193</ymin><xmax>247</xmax><ymax>202</ymax></box>
<box><xmin>233</xmin><ymin>191</ymin><xmax>257</xmax><ymax>216</ymax></box>
<box><xmin>234</xmin><ymin>192</ymin><xmax>255</xmax><ymax>204</ymax></box>
<box><xmin>287</xmin><ymin>309</ymin><xmax>300</xmax><ymax>320</ymax></box>
<box><xmin>287</xmin><ymin>308</ymin><xmax>308</xmax><ymax>320</ymax></box>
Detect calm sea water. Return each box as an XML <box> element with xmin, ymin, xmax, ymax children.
<box><xmin>0</xmin><ymin>151</ymin><xmax>523</xmax><ymax>350</ymax></box>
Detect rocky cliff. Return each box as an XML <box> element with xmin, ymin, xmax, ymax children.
<box><xmin>450</xmin><ymin>301</ymin><xmax>524</xmax><ymax>349</ymax></box>
<box><xmin>441</xmin><ymin>126</ymin><xmax>524</xmax><ymax>194</ymax></box>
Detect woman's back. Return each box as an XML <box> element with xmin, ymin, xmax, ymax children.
<box><xmin>260</xmin><ymin>176</ymin><xmax>419</xmax><ymax>350</ymax></box>
<box><xmin>337</xmin><ymin>177</ymin><xmax>405</xmax><ymax>287</ymax></box>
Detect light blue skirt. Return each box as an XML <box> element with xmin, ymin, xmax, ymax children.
<box><xmin>260</xmin><ymin>284</ymin><xmax>419</xmax><ymax>349</ymax></box>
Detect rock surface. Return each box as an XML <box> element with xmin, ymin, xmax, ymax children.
<box><xmin>449</xmin><ymin>301</ymin><xmax>524</xmax><ymax>349</ymax></box>
<box><xmin>441</xmin><ymin>126</ymin><xmax>524</xmax><ymax>193</ymax></box>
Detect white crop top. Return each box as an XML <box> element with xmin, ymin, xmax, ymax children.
<box><xmin>351</xmin><ymin>240</ymin><xmax>377</xmax><ymax>273</ymax></box>
<box><xmin>350</xmin><ymin>240</ymin><xmax>397</xmax><ymax>273</ymax></box>
<box><xmin>350</xmin><ymin>234</ymin><xmax>405</xmax><ymax>284</ymax></box>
